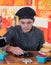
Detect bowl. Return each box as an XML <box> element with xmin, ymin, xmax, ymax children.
<box><xmin>36</xmin><ymin>55</ymin><xmax>47</xmax><ymax>63</ymax></box>
<box><xmin>0</xmin><ymin>53</ymin><xmax>7</xmax><ymax>60</ymax></box>
<box><xmin>0</xmin><ymin>50</ymin><xmax>8</xmax><ymax>60</ymax></box>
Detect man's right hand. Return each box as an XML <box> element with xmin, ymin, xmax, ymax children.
<box><xmin>7</xmin><ymin>46</ymin><xmax>24</xmax><ymax>55</ymax></box>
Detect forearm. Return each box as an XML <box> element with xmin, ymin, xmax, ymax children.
<box><xmin>6</xmin><ymin>45</ymin><xmax>13</xmax><ymax>52</ymax></box>
<box><xmin>6</xmin><ymin>45</ymin><xmax>24</xmax><ymax>55</ymax></box>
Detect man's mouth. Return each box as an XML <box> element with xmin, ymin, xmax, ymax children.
<box><xmin>24</xmin><ymin>29</ymin><xmax>29</xmax><ymax>30</ymax></box>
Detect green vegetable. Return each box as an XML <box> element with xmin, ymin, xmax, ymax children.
<box><xmin>0</xmin><ymin>50</ymin><xmax>6</xmax><ymax>54</ymax></box>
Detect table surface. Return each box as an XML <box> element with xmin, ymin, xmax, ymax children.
<box><xmin>0</xmin><ymin>51</ymin><xmax>51</xmax><ymax>65</ymax></box>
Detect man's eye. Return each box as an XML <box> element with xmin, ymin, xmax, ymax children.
<box><xmin>27</xmin><ymin>22</ymin><xmax>31</xmax><ymax>24</ymax></box>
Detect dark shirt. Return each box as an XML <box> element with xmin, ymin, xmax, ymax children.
<box><xmin>4</xmin><ymin>26</ymin><xmax>45</xmax><ymax>51</ymax></box>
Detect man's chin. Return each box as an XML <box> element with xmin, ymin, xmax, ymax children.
<box><xmin>23</xmin><ymin>30</ymin><xmax>30</xmax><ymax>33</ymax></box>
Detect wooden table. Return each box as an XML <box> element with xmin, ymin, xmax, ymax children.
<box><xmin>0</xmin><ymin>51</ymin><xmax>51</xmax><ymax>65</ymax></box>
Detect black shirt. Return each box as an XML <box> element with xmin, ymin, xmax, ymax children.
<box><xmin>4</xmin><ymin>26</ymin><xmax>45</xmax><ymax>51</ymax></box>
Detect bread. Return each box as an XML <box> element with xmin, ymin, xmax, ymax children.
<box><xmin>43</xmin><ymin>43</ymin><xmax>51</xmax><ymax>49</ymax></box>
<box><xmin>40</xmin><ymin>48</ymin><xmax>51</xmax><ymax>57</ymax></box>
<box><xmin>46</xmin><ymin>52</ymin><xmax>51</xmax><ymax>57</ymax></box>
<box><xmin>40</xmin><ymin>42</ymin><xmax>51</xmax><ymax>57</ymax></box>
<box><xmin>40</xmin><ymin>48</ymin><xmax>51</xmax><ymax>52</ymax></box>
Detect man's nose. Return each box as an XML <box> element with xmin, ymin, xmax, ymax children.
<box><xmin>24</xmin><ymin>24</ymin><xmax>28</xmax><ymax>27</ymax></box>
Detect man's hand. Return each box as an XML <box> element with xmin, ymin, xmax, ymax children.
<box><xmin>7</xmin><ymin>46</ymin><xmax>24</xmax><ymax>55</ymax></box>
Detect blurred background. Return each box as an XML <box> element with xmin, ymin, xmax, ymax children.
<box><xmin>0</xmin><ymin>0</ymin><xmax>51</xmax><ymax>43</ymax></box>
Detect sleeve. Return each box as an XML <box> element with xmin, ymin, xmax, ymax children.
<box><xmin>4</xmin><ymin>28</ymin><xmax>15</xmax><ymax>44</ymax></box>
<box><xmin>38</xmin><ymin>31</ymin><xmax>45</xmax><ymax>50</ymax></box>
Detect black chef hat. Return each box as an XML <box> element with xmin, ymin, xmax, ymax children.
<box><xmin>15</xmin><ymin>7</ymin><xmax>36</xmax><ymax>20</ymax></box>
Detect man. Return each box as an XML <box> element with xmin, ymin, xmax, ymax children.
<box><xmin>4</xmin><ymin>7</ymin><xmax>45</xmax><ymax>55</ymax></box>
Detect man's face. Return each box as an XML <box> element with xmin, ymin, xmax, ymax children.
<box><xmin>19</xmin><ymin>19</ymin><xmax>34</xmax><ymax>33</ymax></box>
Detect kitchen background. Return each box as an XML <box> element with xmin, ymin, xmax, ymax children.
<box><xmin>0</xmin><ymin>0</ymin><xmax>51</xmax><ymax>43</ymax></box>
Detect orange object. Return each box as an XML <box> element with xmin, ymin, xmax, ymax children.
<box><xmin>0</xmin><ymin>28</ymin><xmax>7</xmax><ymax>36</ymax></box>
<box><xmin>48</xmin><ymin>22</ymin><xmax>51</xmax><ymax>43</ymax></box>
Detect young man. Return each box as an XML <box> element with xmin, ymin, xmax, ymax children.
<box><xmin>4</xmin><ymin>7</ymin><xmax>45</xmax><ymax>55</ymax></box>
